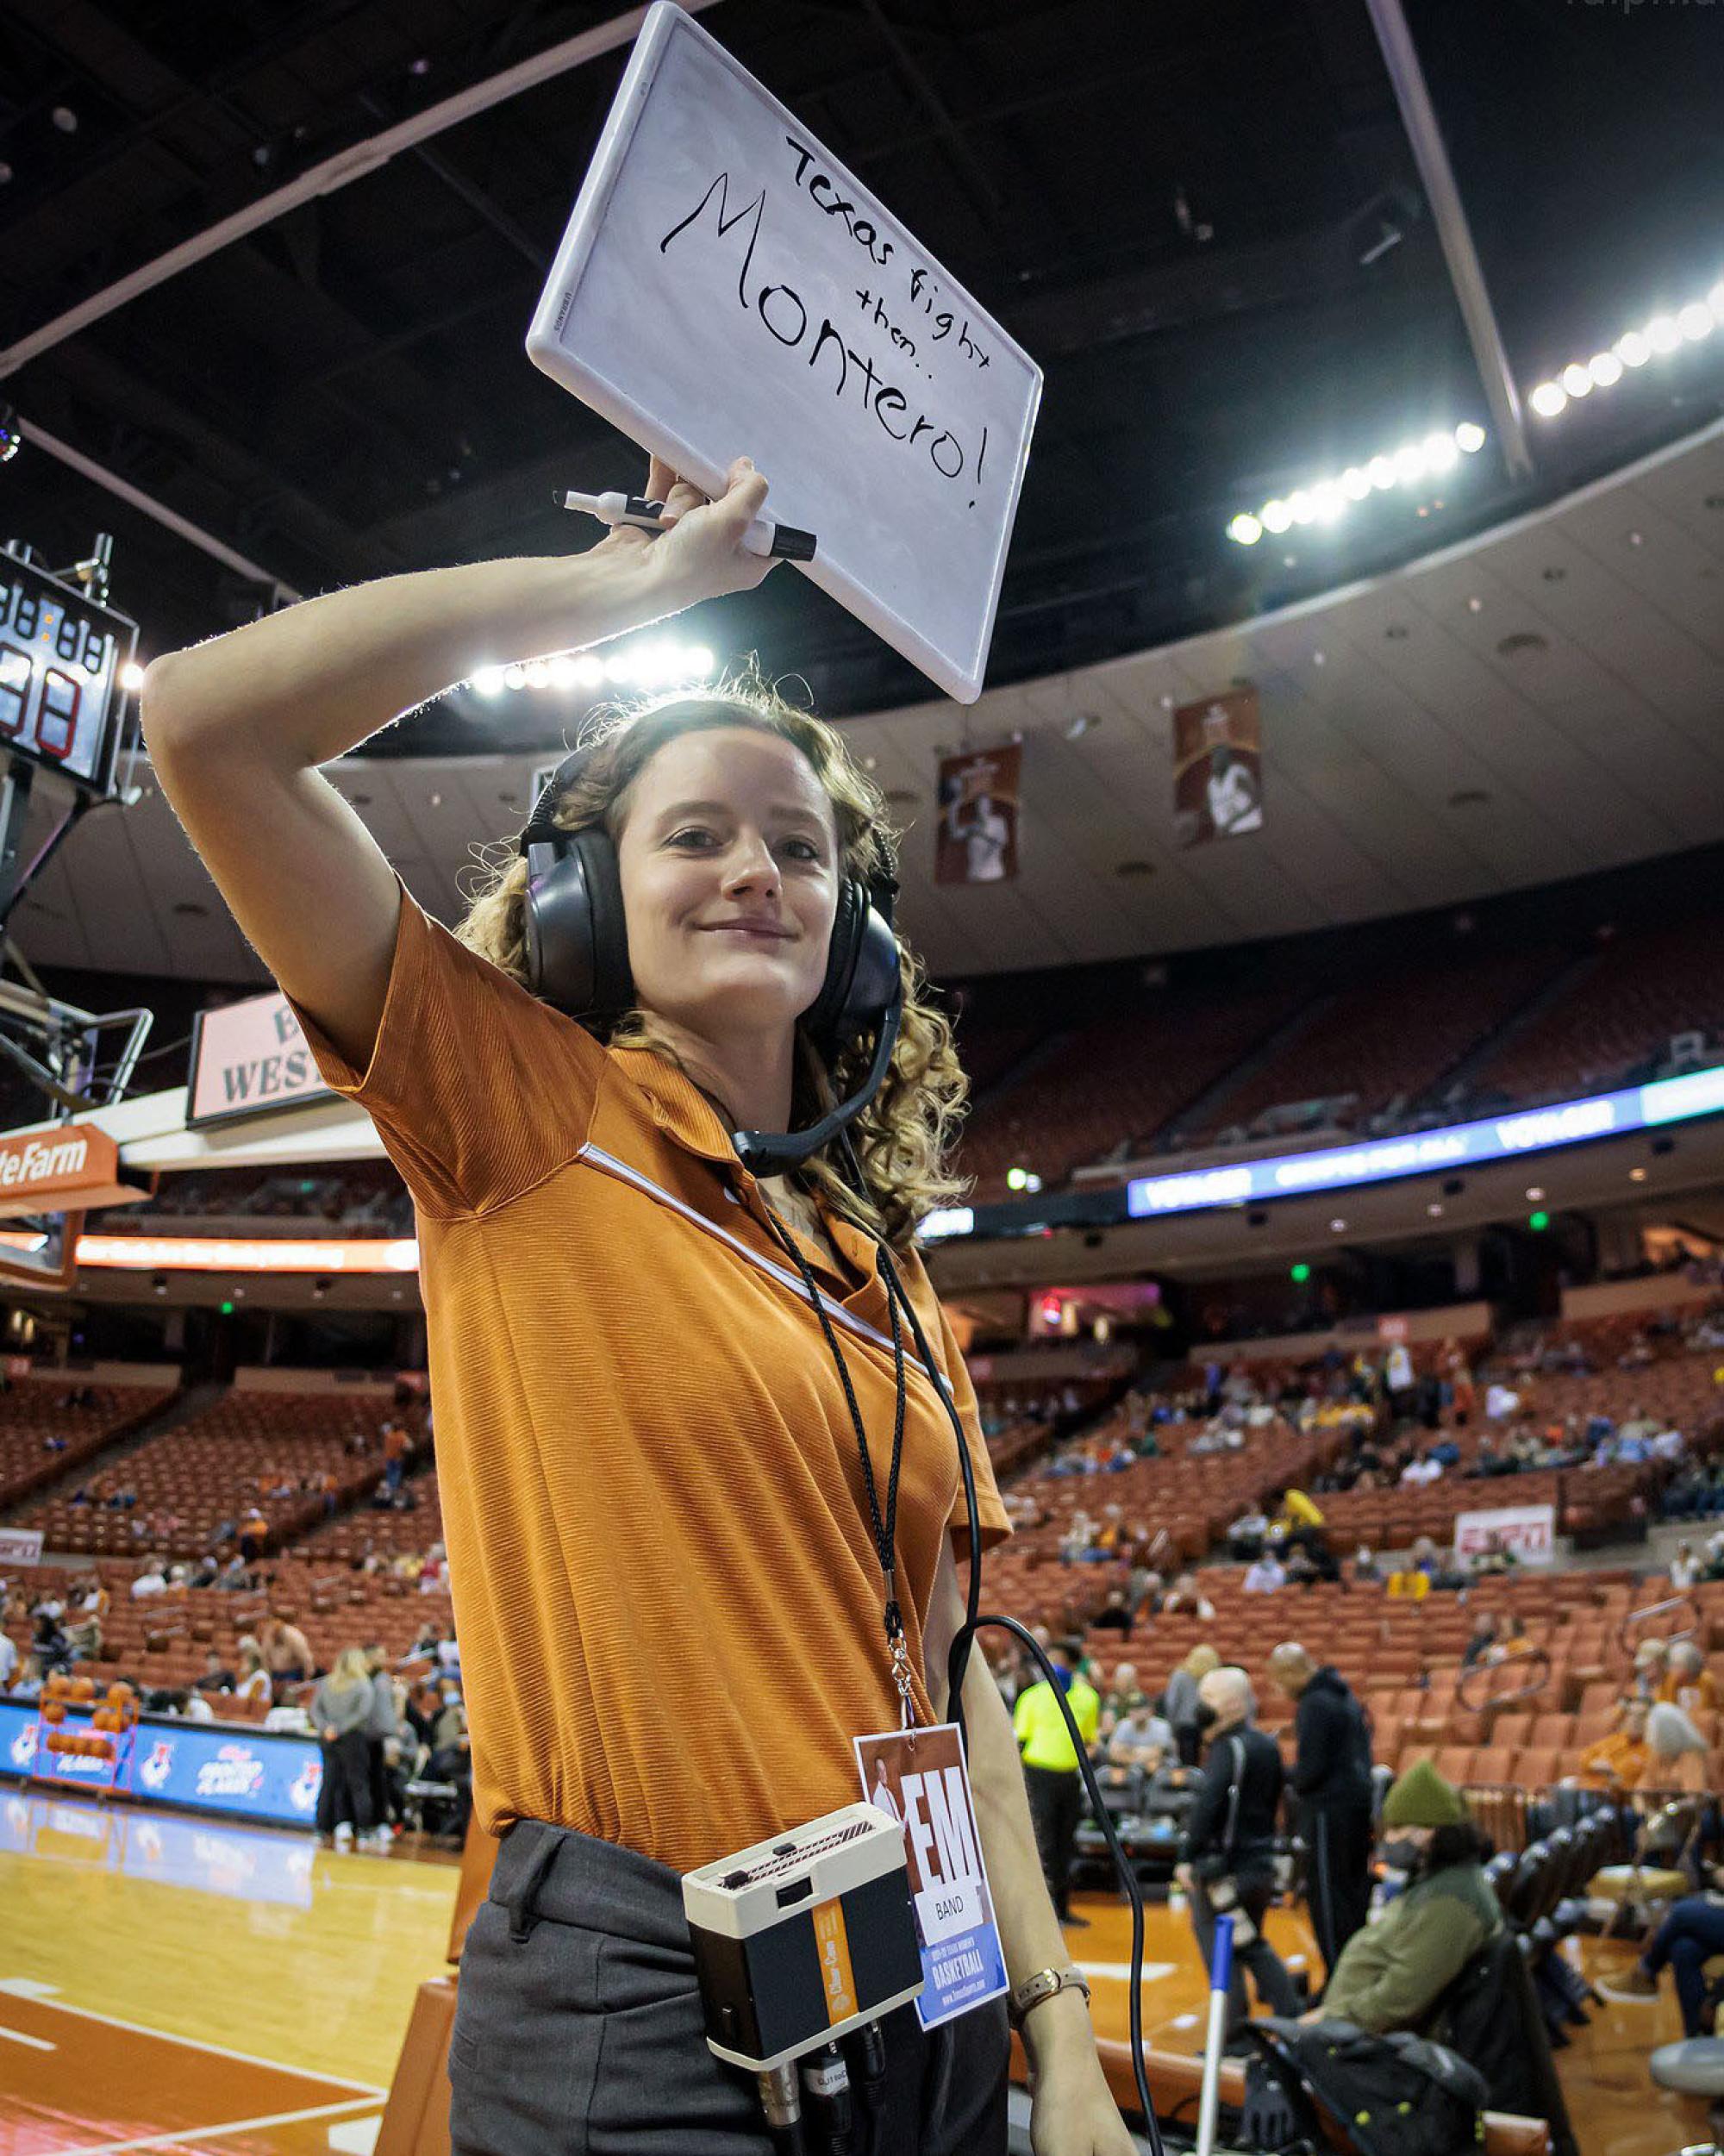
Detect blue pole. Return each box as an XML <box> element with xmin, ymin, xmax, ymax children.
<box><xmin>1196</xmin><ymin>1911</ymin><xmax>1234</xmax><ymax>2156</ymax></box>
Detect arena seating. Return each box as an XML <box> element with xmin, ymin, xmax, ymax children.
<box><xmin>1476</xmin><ymin>915</ymin><xmax>1724</xmax><ymax>1108</ymax></box>
<box><xmin>956</xmin><ymin>985</ymin><xmax>1304</xmax><ymax>1201</ymax></box>
<box><xmin>1075</xmin><ymin>1565</ymin><xmax>1724</xmax><ymax>1822</ymax></box>
<box><xmin>3</xmin><ymin>1556</ymin><xmax>452</xmax><ymax>1706</ymax></box>
<box><xmin>953</xmin><ymin>912</ymin><xmax>1724</xmax><ymax>1198</ymax></box>
<box><xmin>1188</xmin><ymin>945</ymin><xmax>1565</xmax><ymax>1142</ymax></box>
<box><xmin>0</xmin><ymin>1374</ymin><xmax>178</xmax><ymax>1509</ymax></box>
<box><xmin>12</xmin><ymin>1389</ymin><xmax>423</xmax><ymax>1560</ymax></box>
<box><xmin>111</xmin><ymin>1157</ymin><xmax>412</xmax><ymax>1232</ymax></box>
<box><xmin>290</xmin><ymin>1468</ymin><xmax>444</xmax><ymax>1565</ymax></box>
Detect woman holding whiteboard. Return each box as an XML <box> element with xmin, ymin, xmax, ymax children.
<box><xmin>141</xmin><ymin>457</ymin><xmax>1134</xmax><ymax>2153</ymax></box>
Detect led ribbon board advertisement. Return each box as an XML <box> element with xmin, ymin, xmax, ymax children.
<box><xmin>1127</xmin><ymin>1066</ymin><xmax>1724</xmax><ymax>1221</ymax></box>
<box><xmin>0</xmin><ymin>1698</ymin><xmax>322</xmax><ymax>1829</ymax></box>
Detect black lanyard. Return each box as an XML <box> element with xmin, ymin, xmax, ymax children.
<box><xmin>758</xmin><ymin>1183</ymin><xmax>917</xmax><ymax>1727</ymax></box>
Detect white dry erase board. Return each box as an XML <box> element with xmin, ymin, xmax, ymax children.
<box><xmin>526</xmin><ymin>2</ymin><xmax>1041</xmax><ymax>704</ymax></box>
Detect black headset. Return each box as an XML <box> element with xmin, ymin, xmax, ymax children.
<box><xmin>517</xmin><ymin>743</ymin><xmax>905</xmax><ymax>1173</ymax></box>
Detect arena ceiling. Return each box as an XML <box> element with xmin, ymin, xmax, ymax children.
<box><xmin>2</xmin><ymin>0</ymin><xmax>1723</xmax><ymax>984</ymax></box>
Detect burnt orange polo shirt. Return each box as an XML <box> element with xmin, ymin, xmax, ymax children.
<box><xmin>287</xmin><ymin>884</ymin><xmax>1010</xmax><ymax>1874</ymax></box>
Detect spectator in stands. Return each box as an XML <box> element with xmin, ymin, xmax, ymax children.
<box><xmin>1092</xmin><ymin>1587</ymin><xmax>1134</xmax><ymax>1638</ymax></box>
<box><xmin>1226</xmin><ymin>1506</ymin><xmax>1271</xmax><ymax>1559</ymax></box>
<box><xmin>1669</xmin><ymin>1541</ymin><xmax>1703</xmax><ymax>1591</ymax></box>
<box><xmin>1176</xmin><ymin>1665</ymin><xmax>1302</xmax><ymax>2040</ymax></box>
<box><xmin>1440</xmin><ymin>1339</ymin><xmax>1475</xmax><ymax>1423</ymax></box>
<box><xmin>428</xmin><ymin>1682</ymin><xmax>472</xmax><ymax>1841</ymax></box>
<box><xmin>234</xmin><ymin>1638</ymin><xmax>272</xmax><ymax>1705</ymax></box>
<box><xmin>313</xmin><ymin>1646</ymin><xmax>381</xmax><ymax>1852</ymax></box>
<box><xmin>1490</xmin><ymin>1615</ymin><xmax>1533</xmax><ymax>1663</ymax></box>
<box><xmin>62</xmin><ymin>1607</ymin><xmax>102</xmax><ymax>1665</ymax></box>
<box><xmin>1269</xmin><ymin>1644</ymin><xmax>1375</xmax><ymax>1979</ymax></box>
<box><xmin>1575</xmin><ymin>1697</ymin><xmax>1650</xmax><ymax>1791</ymax></box>
<box><xmin>1663</xmin><ymin>1640</ymin><xmax>1721</xmax><ymax>1715</ymax></box>
<box><xmin>1012</xmin><ymin>1638</ymin><xmax>1100</xmax><ymax>1929</ymax></box>
<box><xmin>1484</xmin><ymin>1381</ymin><xmax>1520</xmax><ymax>1422</ymax></box>
<box><xmin>1597</xmin><ymin>1884</ymin><xmax>1724</xmax><ymax>2031</ymax></box>
<box><xmin>1352</xmin><ymin>1546</ymin><xmax>1384</xmax><ymax>1584</ymax></box>
<box><xmin>1243</xmin><ymin>1550</ymin><xmax>1285</xmax><ymax>1594</ymax></box>
<box><xmin>1460</xmin><ymin>1615</ymin><xmax>1499</xmax><ymax>1671</ymax></box>
<box><xmin>1400</xmin><ymin>1450</ymin><xmax>1443</xmax><ymax>1487</ymax></box>
<box><xmin>362</xmin><ymin>1640</ymin><xmax>397</xmax><ymax>1849</ymax></box>
<box><xmin>196</xmin><ymin>1647</ymin><xmax>236</xmax><ymax>1696</ymax></box>
<box><xmin>259</xmin><ymin>1613</ymin><xmax>315</xmax><ymax>1685</ymax></box>
<box><xmin>1164</xmin><ymin>1572</ymin><xmax>1216</xmax><ymax>1622</ymax></box>
<box><xmin>1165</xmin><ymin>1644</ymin><xmax>1221</xmax><ymax>1767</ymax></box>
<box><xmin>10</xmin><ymin>1651</ymin><xmax>41</xmax><ymax>1699</ymax></box>
<box><xmin>0</xmin><ymin>1628</ymin><xmax>16</xmax><ymax>1690</ymax></box>
<box><xmin>174</xmin><ymin>1684</ymin><xmax>216</xmax><ymax>1723</ymax></box>
<box><xmin>1633</xmin><ymin>1640</ymin><xmax>1671</xmax><ymax>1702</ymax></box>
<box><xmin>239</xmin><ymin>1508</ymin><xmax>269</xmax><ymax>1563</ymax></box>
<box><xmin>1099</xmin><ymin>1662</ymin><xmax>1146</xmax><ymax>1732</ymax></box>
<box><xmin>1108</xmin><ymin>1701</ymin><xmax>1172</xmax><ymax>1772</ymax></box>
<box><xmin>1127</xmin><ymin>1565</ymin><xmax>1164</xmax><ymax>1618</ymax></box>
<box><xmin>1644</xmin><ymin>1703</ymin><xmax>1710</xmax><ymax>1795</ymax></box>
<box><xmin>130</xmin><ymin>1558</ymin><xmax>167</xmax><ymax>1599</ymax></box>
<box><xmin>31</xmin><ymin>1607</ymin><xmax>70</xmax><ymax>1673</ymax></box>
<box><xmin>1384</xmin><ymin>1340</ymin><xmax>1415</xmax><ymax>1419</ymax></box>
<box><xmin>1312</xmin><ymin>1762</ymin><xmax>1501</xmax><ymax>2035</ymax></box>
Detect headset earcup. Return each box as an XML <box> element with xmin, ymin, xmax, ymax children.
<box><xmin>805</xmin><ymin>878</ymin><xmax>900</xmax><ymax>1055</ymax></box>
<box><xmin>522</xmin><ymin>831</ymin><xmax>634</xmax><ymax>1020</ymax></box>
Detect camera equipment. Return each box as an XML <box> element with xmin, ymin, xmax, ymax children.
<box><xmin>684</xmin><ymin>1802</ymin><xmax>922</xmax><ymax>2148</ymax></box>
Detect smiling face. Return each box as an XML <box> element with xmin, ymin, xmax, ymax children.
<box><xmin>613</xmin><ymin>727</ymin><xmax>840</xmax><ymax>1048</ymax></box>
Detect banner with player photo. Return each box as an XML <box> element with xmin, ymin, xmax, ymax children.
<box><xmin>935</xmin><ymin>743</ymin><xmax>1021</xmax><ymax>885</ymax></box>
<box><xmin>1173</xmin><ymin>686</ymin><xmax>1262</xmax><ymax>847</ymax></box>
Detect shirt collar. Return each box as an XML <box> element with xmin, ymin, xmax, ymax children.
<box><xmin>607</xmin><ymin>1045</ymin><xmax>875</xmax><ymax>1295</ymax></box>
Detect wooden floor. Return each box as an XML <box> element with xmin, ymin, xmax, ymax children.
<box><xmin>0</xmin><ymin>1789</ymin><xmax>456</xmax><ymax>2154</ymax></box>
<box><xmin>0</xmin><ymin>1786</ymin><xmax>1709</xmax><ymax>2156</ymax></box>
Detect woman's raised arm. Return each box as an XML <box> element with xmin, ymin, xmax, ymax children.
<box><xmin>141</xmin><ymin>457</ymin><xmax>773</xmax><ymax>1072</ymax></box>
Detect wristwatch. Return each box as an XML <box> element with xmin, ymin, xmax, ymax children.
<box><xmin>1007</xmin><ymin>1965</ymin><xmax>1093</xmax><ymax>2030</ymax></box>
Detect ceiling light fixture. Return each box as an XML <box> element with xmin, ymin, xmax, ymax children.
<box><xmin>1226</xmin><ymin>422</ymin><xmax>1487</xmax><ymax>542</ymax></box>
<box><xmin>1532</xmin><ymin>278</ymin><xmax>1721</xmax><ymax>422</ymax></box>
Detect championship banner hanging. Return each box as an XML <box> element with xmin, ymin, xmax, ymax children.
<box><xmin>935</xmin><ymin>742</ymin><xmax>1021</xmax><ymax>885</ymax></box>
<box><xmin>1173</xmin><ymin>687</ymin><xmax>1262</xmax><ymax>847</ymax></box>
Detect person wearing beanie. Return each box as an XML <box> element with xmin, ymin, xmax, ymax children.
<box><xmin>1314</xmin><ymin>1762</ymin><xmax>1502</xmax><ymax>2034</ymax></box>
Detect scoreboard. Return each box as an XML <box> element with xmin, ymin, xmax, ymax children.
<box><xmin>0</xmin><ymin>551</ymin><xmax>135</xmax><ymax>794</ymax></box>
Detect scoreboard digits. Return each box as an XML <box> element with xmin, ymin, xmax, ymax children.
<box><xmin>0</xmin><ymin>557</ymin><xmax>132</xmax><ymax>793</ymax></box>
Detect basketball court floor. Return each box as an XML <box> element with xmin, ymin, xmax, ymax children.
<box><xmin>0</xmin><ymin>1786</ymin><xmax>1704</xmax><ymax>2156</ymax></box>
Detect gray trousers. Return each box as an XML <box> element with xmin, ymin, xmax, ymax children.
<box><xmin>1188</xmin><ymin>1873</ymin><xmax>1301</xmax><ymax>2036</ymax></box>
<box><xmin>449</xmin><ymin>1817</ymin><xmax>1010</xmax><ymax>2155</ymax></box>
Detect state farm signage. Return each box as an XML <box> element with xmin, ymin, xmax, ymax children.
<box><xmin>188</xmin><ymin>991</ymin><xmax>335</xmax><ymax>1129</ymax></box>
<box><xmin>0</xmin><ymin>1123</ymin><xmax>140</xmax><ymax>1218</ymax></box>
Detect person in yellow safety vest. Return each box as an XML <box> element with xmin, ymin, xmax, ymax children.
<box><xmin>1013</xmin><ymin>1636</ymin><xmax>1101</xmax><ymax>1928</ymax></box>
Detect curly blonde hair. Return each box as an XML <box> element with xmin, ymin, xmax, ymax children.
<box><xmin>455</xmin><ymin>660</ymin><xmax>968</xmax><ymax>1248</ymax></box>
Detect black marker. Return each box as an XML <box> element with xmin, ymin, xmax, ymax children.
<box><xmin>554</xmin><ymin>490</ymin><xmax>816</xmax><ymax>562</ymax></box>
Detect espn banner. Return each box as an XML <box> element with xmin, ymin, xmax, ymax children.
<box><xmin>1454</xmin><ymin>1503</ymin><xmax>1556</xmax><ymax>1568</ymax></box>
<box><xmin>935</xmin><ymin>743</ymin><xmax>1021</xmax><ymax>885</ymax></box>
<box><xmin>1173</xmin><ymin>686</ymin><xmax>1262</xmax><ymax>847</ymax></box>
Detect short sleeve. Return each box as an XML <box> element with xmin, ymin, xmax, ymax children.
<box><xmin>283</xmin><ymin>878</ymin><xmax>606</xmax><ymax>1218</ymax></box>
